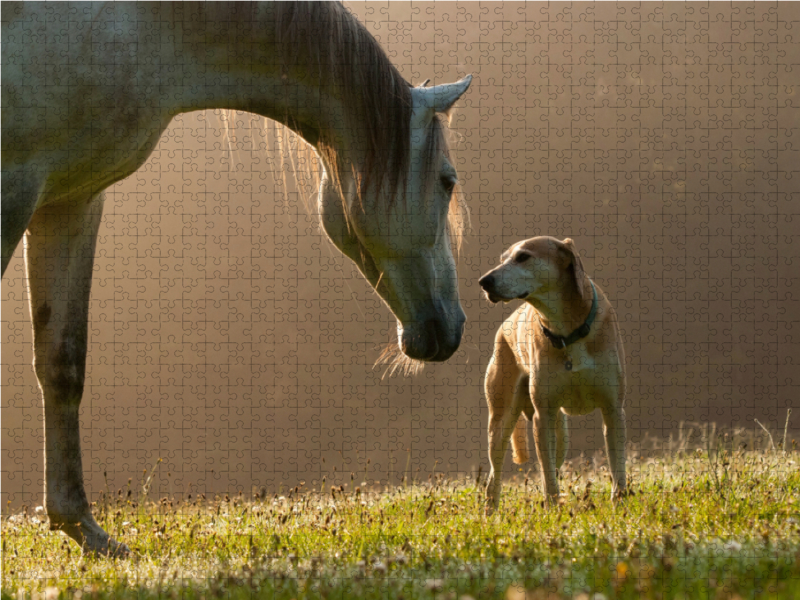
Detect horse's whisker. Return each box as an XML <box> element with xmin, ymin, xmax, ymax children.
<box><xmin>375</xmin><ymin>343</ymin><xmax>424</xmax><ymax>379</ymax></box>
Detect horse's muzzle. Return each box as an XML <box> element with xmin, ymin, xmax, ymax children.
<box><xmin>399</xmin><ymin>310</ymin><xmax>465</xmax><ymax>362</ymax></box>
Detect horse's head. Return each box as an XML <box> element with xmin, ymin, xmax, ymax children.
<box><xmin>319</xmin><ymin>76</ymin><xmax>472</xmax><ymax>363</ymax></box>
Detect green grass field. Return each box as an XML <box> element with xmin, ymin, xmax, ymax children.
<box><xmin>3</xmin><ymin>429</ymin><xmax>800</xmax><ymax>600</ymax></box>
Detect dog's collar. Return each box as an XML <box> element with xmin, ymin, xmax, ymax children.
<box><xmin>540</xmin><ymin>281</ymin><xmax>598</xmax><ymax>350</ymax></box>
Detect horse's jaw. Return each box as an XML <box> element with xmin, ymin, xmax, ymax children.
<box><xmin>374</xmin><ymin>253</ymin><xmax>465</xmax><ymax>362</ymax></box>
<box><xmin>318</xmin><ymin>182</ymin><xmax>464</xmax><ymax>364</ymax></box>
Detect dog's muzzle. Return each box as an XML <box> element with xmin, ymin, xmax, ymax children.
<box><xmin>479</xmin><ymin>273</ymin><xmax>528</xmax><ymax>304</ymax></box>
<box><xmin>478</xmin><ymin>273</ymin><xmax>504</xmax><ymax>304</ymax></box>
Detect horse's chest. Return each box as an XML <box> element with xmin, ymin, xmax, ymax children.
<box><xmin>30</xmin><ymin>76</ymin><xmax>171</xmax><ymax>203</ymax></box>
<box><xmin>46</xmin><ymin>104</ymin><xmax>170</xmax><ymax>202</ymax></box>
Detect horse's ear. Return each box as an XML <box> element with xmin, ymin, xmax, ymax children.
<box><xmin>412</xmin><ymin>74</ymin><xmax>473</xmax><ymax>115</ymax></box>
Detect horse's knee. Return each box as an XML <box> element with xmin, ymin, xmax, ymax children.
<box><xmin>34</xmin><ymin>329</ymin><xmax>88</xmax><ymax>405</ymax></box>
<box><xmin>37</xmin><ymin>359</ymin><xmax>85</xmax><ymax>405</ymax></box>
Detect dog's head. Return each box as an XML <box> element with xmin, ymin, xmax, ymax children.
<box><xmin>478</xmin><ymin>237</ymin><xmax>584</xmax><ymax>304</ymax></box>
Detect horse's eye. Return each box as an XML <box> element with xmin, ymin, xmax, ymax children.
<box><xmin>514</xmin><ymin>253</ymin><xmax>531</xmax><ymax>264</ymax></box>
<box><xmin>441</xmin><ymin>175</ymin><xmax>457</xmax><ymax>193</ymax></box>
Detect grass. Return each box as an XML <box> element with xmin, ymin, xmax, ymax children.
<box><xmin>3</xmin><ymin>424</ymin><xmax>800</xmax><ymax>600</ymax></box>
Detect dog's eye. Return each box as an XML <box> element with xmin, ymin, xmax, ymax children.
<box><xmin>514</xmin><ymin>253</ymin><xmax>531</xmax><ymax>264</ymax></box>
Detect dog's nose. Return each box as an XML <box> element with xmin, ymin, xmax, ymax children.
<box><xmin>478</xmin><ymin>274</ymin><xmax>494</xmax><ymax>290</ymax></box>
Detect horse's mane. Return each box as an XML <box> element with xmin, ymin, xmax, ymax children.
<box><xmin>202</xmin><ymin>1</ymin><xmax>467</xmax><ymax>251</ymax></box>
<box><xmin>271</xmin><ymin>2</ymin><xmax>412</xmax><ymax>203</ymax></box>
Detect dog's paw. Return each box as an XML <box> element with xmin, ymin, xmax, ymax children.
<box><xmin>484</xmin><ymin>495</ymin><xmax>499</xmax><ymax>516</ymax></box>
<box><xmin>611</xmin><ymin>488</ymin><xmax>630</xmax><ymax>502</ymax></box>
<box><xmin>542</xmin><ymin>493</ymin><xmax>561</xmax><ymax>509</ymax></box>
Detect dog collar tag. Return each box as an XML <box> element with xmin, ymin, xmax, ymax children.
<box><xmin>565</xmin><ymin>359</ymin><xmax>573</xmax><ymax>371</ymax></box>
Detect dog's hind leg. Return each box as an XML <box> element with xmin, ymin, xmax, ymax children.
<box><xmin>555</xmin><ymin>411</ymin><xmax>569</xmax><ymax>469</ymax></box>
<box><xmin>602</xmin><ymin>405</ymin><xmax>627</xmax><ymax>499</ymax></box>
<box><xmin>26</xmin><ymin>193</ymin><xmax>129</xmax><ymax>556</ymax></box>
<box><xmin>484</xmin><ymin>337</ymin><xmax>524</xmax><ymax>514</ymax></box>
<box><xmin>511</xmin><ymin>418</ymin><xmax>529</xmax><ymax>465</ymax></box>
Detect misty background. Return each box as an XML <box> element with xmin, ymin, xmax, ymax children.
<box><xmin>3</xmin><ymin>2</ymin><xmax>799</xmax><ymax>507</ymax></box>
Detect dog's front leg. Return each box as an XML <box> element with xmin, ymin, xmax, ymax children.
<box><xmin>532</xmin><ymin>406</ymin><xmax>560</xmax><ymax>505</ymax></box>
<box><xmin>485</xmin><ymin>415</ymin><xmax>504</xmax><ymax>513</ymax></box>
<box><xmin>484</xmin><ymin>342</ymin><xmax>524</xmax><ymax>515</ymax></box>
<box><xmin>486</xmin><ymin>410</ymin><xmax>520</xmax><ymax>514</ymax></box>
<box><xmin>602</xmin><ymin>405</ymin><xmax>627</xmax><ymax>499</ymax></box>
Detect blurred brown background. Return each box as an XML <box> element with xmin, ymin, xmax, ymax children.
<box><xmin>3</xmin><ymin>2</ymin><xmax>799</xmax><ymax>507</ymax></box>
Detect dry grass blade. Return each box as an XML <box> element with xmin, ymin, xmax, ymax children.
<box><xmin>754</xmin><ymin>419</ymin><xmax>776</xmax><ymax>451</ymax></box>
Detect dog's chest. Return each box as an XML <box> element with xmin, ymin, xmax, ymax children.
<box><xmin>519</xmin><ymin>341</ymin><xmax>596</xmax><ymax>376</ymax></box>
<box><xmin>530</xmin><ymin>349</ymin><xmax>611</xmax><ymax>415</ymax></box>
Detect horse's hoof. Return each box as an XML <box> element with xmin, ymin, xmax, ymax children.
<box><xmin>60</xmin><ymin>517</ymin><xmax>131</xmax><ymax>558</ymax></box>
<box><xmin>83</xmin><ymin>538</ymin><xmax>131</xmax><ymax>558</ymax></box>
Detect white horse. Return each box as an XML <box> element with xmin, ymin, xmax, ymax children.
<box><xmin>1</xmin><ymin>2</ymin><xmax>471</xmax><ymax>555</ymax></box>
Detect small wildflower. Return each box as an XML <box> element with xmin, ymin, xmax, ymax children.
<box><xmin>372</xmin><ymin>561</ymin><xmax>387</xmax><ymax>574</ymax></box>
<box><xmin>425</xmin><ymin>579</ymin><xmax>444</xmax><ymax>591</ymax></box>
<box><xmin>724</xmin><ymin>540</ymin><xmax>743</xmax><ymax>552</ymax></box>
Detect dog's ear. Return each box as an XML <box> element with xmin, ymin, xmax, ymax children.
<box><xmin>560</xmin><ymin>238</ymin><xmax>586</xmax><ymax>296</ymax></box>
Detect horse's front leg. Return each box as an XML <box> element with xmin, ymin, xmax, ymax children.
<box><xmin>25</xmin><ymin>192</ymin><xmax>128</xmax><ymax>557</ymax></box>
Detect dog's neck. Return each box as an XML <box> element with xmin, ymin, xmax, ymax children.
<box><xmin>527</xmin><ymin>274</ymin><xmax>594</xmax><ymax>338</ymax></box>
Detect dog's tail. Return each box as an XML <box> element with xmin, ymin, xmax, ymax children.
<box><xmin>511</xmin><ymin>416</ymin><xmax>529</xmax><ymax>464</ymax></box>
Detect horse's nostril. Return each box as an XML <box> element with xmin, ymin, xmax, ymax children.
<box><xmin>479</xmin><ymin>274</ymin><xmax>494</xmax><ymax>290</ymax></box>
<box><xmin>424</xmin><ymin>318</ymin><xmax>441</xmax><ymax>356</ymax></box>
<box><xmin>400</xmin><ymin>320</ymin><xmax>440</xmax><ymax>361</ymax></box>
<box><xmin>399</xmin><ymin>313</ymin><xmax>463</xmax><ymax>362</ymax></box>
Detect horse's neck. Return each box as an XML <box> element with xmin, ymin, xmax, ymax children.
<box><xmin>165</xmin><ymin>4</ymin><xmax>354</xmax><ymax>162</ymax></box>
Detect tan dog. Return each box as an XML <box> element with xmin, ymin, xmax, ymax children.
<box><xmin>478</xmin><ymin>237</ymin><xmax>626</xmax><ymax>511</ymax></box>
